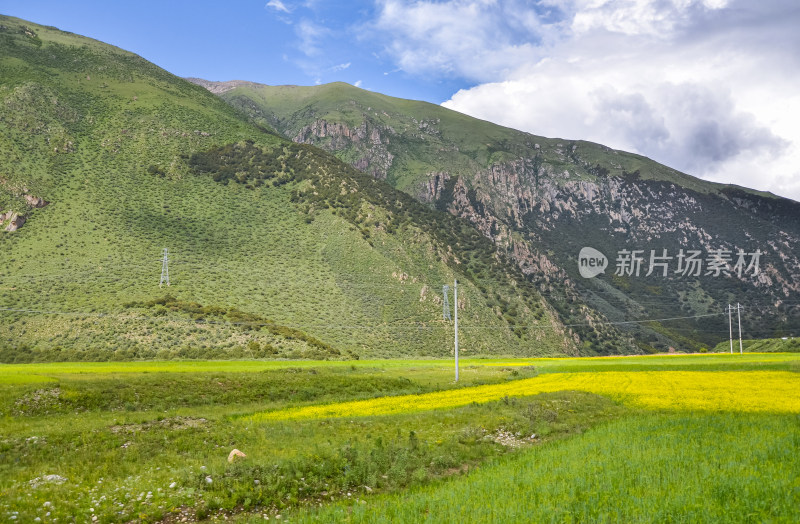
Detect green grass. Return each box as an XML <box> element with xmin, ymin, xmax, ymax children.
<box><xmin>2</xmin><ymin>355</ymin><xmax>798</xmax><ymax>522</ymax></box>
<box><xmin>0</xmin><ymin>361</ymin><xmax>618</xmax><ymax>522</ymax></box>
<box><xmin>291</xmin><ymin>412</ymin><xmax>800</xmax><ymax>523</ymax></box>
<box><xmin>2</xmin><ymin>352</ymin><xmax>796</xmax><ymax>382</ymax></box>
<box><xmin>712</xmin><ymin>337</ymin><xmax>800</xmax><ymax>353</ymax></box>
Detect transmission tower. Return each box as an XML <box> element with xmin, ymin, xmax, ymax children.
<box><xmin>726</xmin><ymin>303</ymin><xmax>744</xmax><ymax>354</ymax></box>
<box><xmin>159</xmin><ymin>248</ymin><xmax>170</xmax><ymax>287</ymax></box>
<box><xmin>442</xmin><ymin>285</ymin><xmax>452</xmax><ymax>321</ymax></box>
<box><xmin>727</xmin><ymin>304</ymin><xmax>733</xmax><ymax>354</ymax></box>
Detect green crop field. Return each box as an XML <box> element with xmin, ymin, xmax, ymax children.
<box><xmin>293</xmin><ymin>413</ymin><xmax>800</xmax><ymax>523</ymax></box>
<box><xmin>1</xmin><ymin>353</ymin><xmax>798</xmax><ymax>522</ymax></box>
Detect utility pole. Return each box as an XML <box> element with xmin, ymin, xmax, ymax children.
<box><xmin>737</xmin><ymin>302</ymin><xmax>743</xmax><ymax>354</ymax></box>
<box><xmin>727</xmin><ymin>304</ymin><xmax>733</xmax><ymax>354</ymax></box>
<box><xmin>159</xmin><ymin>248</ymin><xmax>170</xmax><ymax>287</ymax></box>
<box><xmin>442</xmin><ymin>281</ymin><xmax>460</xmax><ymax>382</ymax></box>
<box><xmin>454</xmin><ymin>279</ymin><xmax>459</xmax><ymax>382</ymax></box>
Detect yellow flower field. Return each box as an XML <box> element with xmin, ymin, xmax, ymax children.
<box><xmin>251</xmin><ymin>371</ymin><xmax>800</xmax><ymax>421</ymax></box>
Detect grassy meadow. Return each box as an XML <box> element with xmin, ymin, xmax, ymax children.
<box><xmin>1</xmin><ymin>353</ymin><xmax>798</xmax><ymax>522</ymax></box>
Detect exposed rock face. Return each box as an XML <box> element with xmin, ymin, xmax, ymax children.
<box><xmin>4</xmin><ymin>212</ymin><xmax>26</xmax><ymax>232</ymax></box>
<box><xmin>24</xmin><ymin>194</ymin><xmax>48</xmax><ymax>208</ymax></box>
<box><xmin>421</xmin><ymin>172</ymin><xmax>451</xmax><ymax>203</ymax></box>
<box><xmin>433</xmin><ymin>157</ymin><xmax>800</xmax><ymax>300</ymax></box>
<box><xmin>295</xmin><ymin>119</ymin><xmax>367</xmax><ymax>146</ymax></box>
<box><xmin>0</xmin><ymin>180</ymin><xmax>49</xmax><ymax>232</ymax></box>
<box><xmin>293</xmin><ymin>119</ymin><xmax>394</xmax><ymax>180</ymax></box>
<box><xmin>394</xmin><ymin>150</ymin><xmax>798</xmax><ymax>353</ymax></box>
<box><xmin>184</xmin><ymin>78</ymin><xmax>260</xmax><ymax>94</ymax></box>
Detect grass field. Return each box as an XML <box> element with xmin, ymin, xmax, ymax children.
<box><xmin>293</xmin><ymin>412</ymin><xmax>799</xmax><ymax>523</ymax></box>
<box><xmin>1</xmin><ymin>353</ymin><xmax>798</xmax><ymax>522</ymax></box>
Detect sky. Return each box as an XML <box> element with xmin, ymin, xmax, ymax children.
<box><xmin>3</xmin><ymin>0</ymin><xmax>799</xmax><ymax>201</ymax></box>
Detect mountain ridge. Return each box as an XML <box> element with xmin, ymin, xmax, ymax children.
<box><xmin>189</xmin><ymin>79</ymin><xmax>792</xmax><ymax>202</ymax></box>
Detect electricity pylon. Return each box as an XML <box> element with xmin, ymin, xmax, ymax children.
<box><xmin>159</xmin><ymin>248</ymin><xmax>170</xmax><ymax>287</ymax></box>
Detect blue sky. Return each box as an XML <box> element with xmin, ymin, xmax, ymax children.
<box><xmin>0</xmin><ymin>0</ymin><xmax>470</xmax><ymax>102</ymax></box>
<box><xmin>3</xmin><ymin>1</ymin><xmax>799</xmax><ymax>201</ymax></box>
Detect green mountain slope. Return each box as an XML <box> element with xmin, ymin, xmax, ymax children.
<box><xmin>0</xmin><ymin>16</ymin><xmax>577</xmax><ymax>362</ymax></box>
<box><xmin>213</xmin><ymin>81</ymin><xmax>720</xmax><ymax>193</ymax></box>
<box><xmin>204</xmin><ymin>80</ymin><xmax>800</xmax><ymax>352</ymax></box>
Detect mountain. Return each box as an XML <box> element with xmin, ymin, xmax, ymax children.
<box><xmin>195</xmin><ymin>80</ymin><xmax>800</xmax><ymax>352</ymax></box>
<box><xmin>0</xmin><ymin>15</ymin><xmax>583</xmax><ymax>362</ymax></box>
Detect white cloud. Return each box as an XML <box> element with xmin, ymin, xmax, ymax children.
<box><xmin>266</xmin><ymin>0</ymin><xmax>291</xmax><ymax>13</ymax></box>
<box><xmin>373</xmin><ymin>0</ymin><xmax>552</xmax><ymax>82</ymax></box>
<box><xmin>329</xmin><ymin>62</ymin><xmax>351</xmax><ymax>72</ymax></box>
<box><xmin>570</xmin><ymin>0</ymin><xmax>731</xmax><ymax>36</ymax></box>
<box><xmin>354</xmin><ymin>79</ymin><xmax>363</xmax><ymax>87</ymax></box>
<box><xmin>296</xmin><ymin>19</ymin><xmax>328</xmax><ymax>56</ymax></box>
<box><xmin>393</xmin><ymin>0</ymin><xmax>800</xmax><ymax>201</ymax></box>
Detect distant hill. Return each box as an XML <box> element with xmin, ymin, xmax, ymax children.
<box><xmin>195</xmin><ymin>79</ymin><xmax>800</xmax><ymax>352</ymax></box>
<box><xmin>0</xmin><ymin>15</ymin><xmax>580</xmax><ymax>362</ymax></box>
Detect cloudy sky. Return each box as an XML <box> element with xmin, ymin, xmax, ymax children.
<box><xmin>4</xmin><ymin>1</ymin><xmax>799</xmax><ymax>201</ymax></box>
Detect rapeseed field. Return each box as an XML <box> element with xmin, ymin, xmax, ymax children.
<box><xmin>253</xmin><ymin>370</ymin><xmax>800</xmax><ymax>421</ymax></box>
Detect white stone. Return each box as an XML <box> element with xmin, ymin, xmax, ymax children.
<box><xmin>228</xmin><ymin>449</ymin><xmax>247</xmax><ymax>462</ymax></box>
